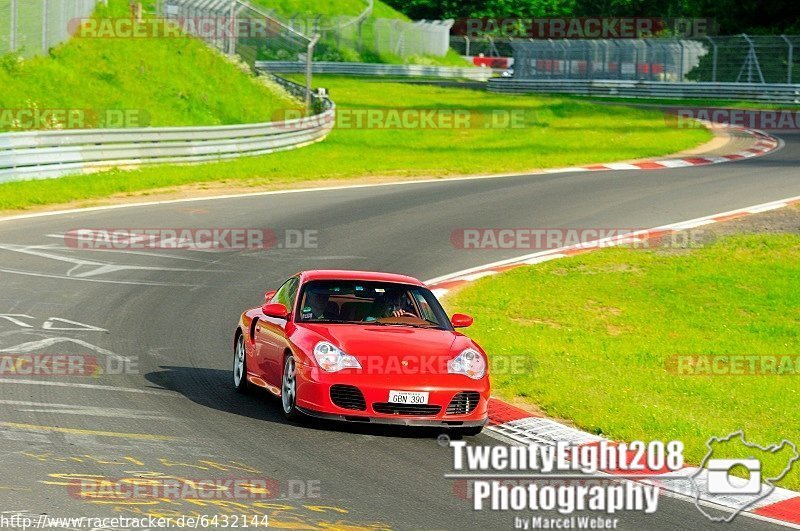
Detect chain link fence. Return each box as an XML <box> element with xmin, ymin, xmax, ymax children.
<box><xmin>509</xmin><ymin>35</ymin><xmax>800</xmax><ymax>83</ymax></box>
<box><xmin>158</xmin><ymin>0</ymin><xmax>318</xmax><ymax>111</ymax></box>
<box><xmin>449</xmin><ymin>36</ymin><xmax>514</xmax><ymax>58</ymax></box>
<box><xmin>285</xmin><ymin>16</ymin><xmax>454</xmax><ymax>61</ymax></box>
<box><xmin>0</xmin><ymin>0</ymin><xmax>101</xmax><ymax>58</ymax></box>
<box><xmin>158</xmin><ymin>0</ymin><xmax>312</xmax><ymax>65</ymax></box>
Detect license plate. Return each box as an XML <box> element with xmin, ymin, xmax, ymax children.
<box><xmin>388</xmin><ymin>390</ymin><xmax>429</xmax><ymax>405</ymax></box>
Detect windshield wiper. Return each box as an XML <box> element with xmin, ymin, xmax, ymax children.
<box><xmin>366</xmin><ymin>321</ymin><xmax>442</xmax><ymax>330</ymax></box>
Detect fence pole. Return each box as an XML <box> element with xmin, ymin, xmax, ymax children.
<box><xmin>42</xmin><ymin>0</ymin><xmax>49</xmax><ymax>54</ymax></box>
<box><xmin>305</xmin><ymin>34</ymin><xmax>319</xmax><ymax>114</ymax></box>
<box><xmin>782</xmin><ymin>35</ymin><xmax>793</xmax><ymax>84</ymax></box>
<box><xmin>228</xmin><ymin>1</ymin><xmax>237</xmax><ymax>55</ymax></box>
<box><xmin>9</xmin><ymin>0</ymin><xmax>17</xmax><ymax>52</ymax></box>
<box><xmin>705</xmin><ymin>37</ymin><xmax>718</xmax><ymax>82</ymax></box>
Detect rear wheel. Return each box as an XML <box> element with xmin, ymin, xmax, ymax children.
<box><xmin>233</xmin><ymin>335</ymin><xmax>249</xmax><ymax>393</ymax></box>
<box><xmin>281</xmin><ymin>354</ymin><xmax>302</xmax><ymax>420</ymax></box>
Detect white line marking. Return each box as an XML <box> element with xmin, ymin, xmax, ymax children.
<box><xmin>42</xmin><ymin>317</ymin><xmax>107</xmax><ymax>332</ymax></box>
<box><xmin>0</xmin><ymin>337</ymin><xmax>127</xmax><ymax>361</ymax></box>
<box><xmin>0</xmin><ymin>315</ymin><xmax>34</xmax><ymax>328</ymax></box>
<box><xmin>0</xmin><ymin>243</ymin><xmax>227</xmax><ymax>280</ymax></box>
<box><xmin>0</xmin><ymin>267</ymin><xmax>202</xmax><ymax>287</ymax></box>
<box><xmin>425</xmin><ymin>194</ymin><xmax>800</xmax><ymax>286</ymax></box>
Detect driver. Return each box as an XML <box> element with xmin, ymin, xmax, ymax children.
<box><xmin>379</xmin><ymin>291</ymin><xmax>417</xmax><ymax>318</ymax></box>
<box><xmin>303</xmin><ymin>290</ymin><xmax>335</xmax><ymax>320</ymax></box>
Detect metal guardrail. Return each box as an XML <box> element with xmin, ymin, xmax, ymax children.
<box><xmin>256</xmin><ymin>60</ymin><xmax>494</xmax><ymax>80</ymax></box>
<box><xmin>487</xmin><ymin>79</ymin><xmax>800</xmax><ymax>103</ymax></box>
<box><xmin>0</xmin><ymin>79</ymin><xmax>335</xmax><ymax>183</ymax></box>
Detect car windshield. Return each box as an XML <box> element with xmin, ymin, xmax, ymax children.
<box><xmin>297</xmin><ymin>280</ymin><xmax>452</xmax><ymax>330</ymax></box>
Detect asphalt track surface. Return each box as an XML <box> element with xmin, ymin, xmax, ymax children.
<box><xmin>0</xmin><ymin>130</ymin><xmax>798</xmax><ymax>530</ymax></box>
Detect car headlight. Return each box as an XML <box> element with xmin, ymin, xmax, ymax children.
<box><xmin>448</xmin><ymin>348</ymin><xmax>487</xmax><ymax>379</ymax></box>
<box><xmin>313</xmin><ymin>341</ymin><xmax>362</xmax><ymax>372</ymax></box>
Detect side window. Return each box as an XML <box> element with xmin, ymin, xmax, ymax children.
<box><xmin>284</xmin><ymin>278</ymin><xmax>299</xmax><ymax>313</ymax></box>
<box><xmin>274</xmin><ymin>277</ymin><xmax>300</xmax><ymax>313</ymax></box>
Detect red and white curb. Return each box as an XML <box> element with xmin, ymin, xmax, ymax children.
<box><xmin>543</xmin><ymin>126</ymin><xmax>780</xmax><ymax>173</ymax></box>
<box><xmin>427</xmin><ymin>194</ymin><xmax>800</xmax><ymax>527</ymax></box>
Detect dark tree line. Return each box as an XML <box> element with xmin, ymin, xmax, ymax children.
<box><xmin>384</xmin><ymin>0</ymin><xmax>800</xmax><ymax>34</ymax></box>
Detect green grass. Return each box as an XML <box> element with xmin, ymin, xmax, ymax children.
<box><xmin>0</xmin><ymin>75</ymin><xmax>710</xmax><ymax>211</ymax></box>
<box><xmin>445</xmin><ymin>232</ymin><xmax>800</xmax><ymax>489</ymax></box>
<box><xmin>0</xmin><ymin>0</ymin><xmax>300</xmax><ymax>131</ymax></box>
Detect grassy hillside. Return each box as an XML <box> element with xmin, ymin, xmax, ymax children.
<box><xmin>0</xmin><ymin>76</ymin><xmax>711</xmax><ymax>210</ymax></box>
<box><xmin>0</xmin><ymin>0</ymin><xmax>300</xmax><ymax>131</ymax></box>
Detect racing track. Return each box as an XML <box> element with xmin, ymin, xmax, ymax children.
<box><xmin>0</xmin><ymin>130</ymin><xmax>798</xmax><ymax>530</ymax></box>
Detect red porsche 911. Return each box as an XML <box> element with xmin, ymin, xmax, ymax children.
<box><xmin>233</xmin><ymin>270</ymin><xmax>489</xmax><ymax>435</ymax></box>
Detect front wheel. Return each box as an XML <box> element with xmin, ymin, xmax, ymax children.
<box><xmin>281</xmin><ymin>354</ymin><xmax>303</xmax><ymax>420</ymax></box>
<box><xmin>233</xmin><ymin>334</ymin><xmax>249</xmax><ymax>393</ymax></box>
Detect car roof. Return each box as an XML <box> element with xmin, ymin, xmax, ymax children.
<box><xmin>299</xmin><ymin>270</ymin><xmax>425</xmax><ymax>286</ymax></box>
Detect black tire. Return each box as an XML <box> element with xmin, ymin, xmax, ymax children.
<box><xmin>281</xmin><ymin>353</ymin><xmax>303</xmax><ymax>420</ymax></box>
<box><xmin>233</xmin><ymin>334</ymin><xmax>249</xmax><ymax>394</ymax></box>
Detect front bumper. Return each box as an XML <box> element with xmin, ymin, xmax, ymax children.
<box><xmin>294</xmin><ymin>362</ymin><xmax>489</xmax><ymax>427</ymax></box>
<box><xmin>297</xmin><ymin>406</ymin><xmax>487</xmax><ymax>427</ymax></box>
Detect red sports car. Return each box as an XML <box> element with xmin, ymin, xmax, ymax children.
<box><xmin>233</xmin><ymin>270</ymin><xmax>489</xmax><ymax>435</ymax></box>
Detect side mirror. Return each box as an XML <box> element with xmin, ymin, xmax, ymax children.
<box><xmin>451</xmin><ymin>313</ymin><xmax>474</xmax><ymax>328</ymax></box>
<box><xmin>264</xmin><ymin>290</ymin><xmax>277</xmax><ymax>304</ymax></box>
<box><xmin>262</xmin><ymin>302</ymin><xmax>289</xmax><ymax>319</ymax></box>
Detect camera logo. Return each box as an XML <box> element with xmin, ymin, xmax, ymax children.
<box><xmin>706</xmin><ymin>458</ymin><xmax>761</xmax><ymax>495</ymax></box>
<box><xmin>691</xmin><ymin>431</ymin><xmax>798</xmax><ymax>523</ymax></box>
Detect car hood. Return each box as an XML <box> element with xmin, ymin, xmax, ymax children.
<box><xmin>298</xmin><ymin>323</ymin><xmax>459</xmax><ymax>360</ymax></box>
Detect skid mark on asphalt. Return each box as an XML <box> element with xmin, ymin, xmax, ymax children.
<box><xmin>0</xmin><ymin>400</ymin><xmax>175</xmax><ymax>420</ymax></box>
<box><xmin>0</xmin><ymin>242</ymin><xmax>231</xmax><ymax>286</ymax></box>
<box><xmin>4</xmin><ymin>451</ymin><xmax>393</xmax><ymax>530</ymax></box>
<box><xmin>0</xmin><ymin>378</ymin><xmax>175</xmax><ymax>396</ymax></box>
<box><xmin>0</xmin><ymin>422</ymin><xmax>177</xmax><ymax>440</ymax></box>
